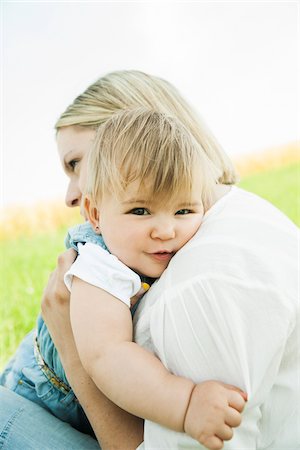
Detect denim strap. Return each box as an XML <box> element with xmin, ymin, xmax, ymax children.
<box><xmin>33</xmin><ymin>336</ymin><xmax>72</xmax><ymax>396</ymax></box>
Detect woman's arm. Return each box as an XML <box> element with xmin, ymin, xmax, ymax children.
<box><xmin>41</xmin><ymin>249</ymin><xmax>143</xmax><ymax>450</ymax></box>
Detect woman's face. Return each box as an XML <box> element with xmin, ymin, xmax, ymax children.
<box><xmin>57</xmin><ymin>125</ymin><xmax>96</xmax><ymax>208</ymax></box>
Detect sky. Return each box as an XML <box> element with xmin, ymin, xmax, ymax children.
<box><xmin>1</xmin><ymin>1</ymin><xmax>298</xmax><ymax>207</ymax></box>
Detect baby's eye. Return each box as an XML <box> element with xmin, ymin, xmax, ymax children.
<box><xmin>130</xmin><ymin>208</ymin><xmax>150</xmax><ymax>215</ymax></box>
<box><xmin>175</xmin><ymin>209</ymin><xmax>192</xmax><ymax>215</ymax></box>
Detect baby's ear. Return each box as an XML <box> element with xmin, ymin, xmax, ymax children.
<box><xmin>84</xmin><ymin>197</ymin><xmax>101</xmax><ymax>234</ymax></box>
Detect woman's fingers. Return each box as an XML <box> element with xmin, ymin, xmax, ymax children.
<box><xmin>55</xmin><ymin>248</ymin><xmax>77</xmax><ymax>298</ymax></box>
<box><xmin>42</xmin><ymin>248</ymin><xmax>77</xmax><ymax>312</ymax></box>
<box><xmin>130</xmin><ymin>282</ymin><xmax>150</xmax><ymax>307</ymax></box>
<box><xmin>57</xmin><ymin>248</ymin><xmax>78</xmax><ymax>273</ymax></box>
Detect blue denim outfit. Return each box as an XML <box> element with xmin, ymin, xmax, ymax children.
<box><xmin>0</xmin><ymin>386</ymin><xmax>100</xmax><ymax>449</ymax></box>
<box><xmin>0</xmin><ymin>222</ymin><xmax>107</xmax><ymax>438</ymax></box>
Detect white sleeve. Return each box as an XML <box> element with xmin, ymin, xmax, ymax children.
<box><xmin>147</xmin><ymin>275</ymin><xmax>296</xmax><ymax>448</ymax></box>
<box><xmin>64</xmin><ymin>243</ymin><xmax>141</xmax><ymax>307</ymax></box>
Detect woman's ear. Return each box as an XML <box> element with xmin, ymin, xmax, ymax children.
<box><xmin>84</xmin><ymin>197</ymin><xmax>101</xmax><ymax>234</ymax></box>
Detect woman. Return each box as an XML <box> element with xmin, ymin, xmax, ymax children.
<box><xmin>0</xmin><ymin>70</ymin><xmax>238</xmax><ymax>450</ymax></box>
<box><xmin>1</xmin><ymin>70</ymin><xmax>298</xmax><ymax>450</ymax></box>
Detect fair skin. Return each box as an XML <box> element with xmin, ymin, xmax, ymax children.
<box><xmin>57</xmin><ymin>125</ymin><xmax>93</xmax><ymax>208</ymax></box>
<box><xmin>87</xmin><ymin>180</ymin><xmax>204</xmax><ymax>278</ymax></box>
<box><xmin>42</xmin><ymin>125</ymin><xmax>245</xmax><ymax>450</ymax></box>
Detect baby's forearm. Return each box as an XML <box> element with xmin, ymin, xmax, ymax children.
<box><xmin>70</xmin><ymin>278</ymin><xmax>194</xmax><ymax>432</ymax></box>
<box><xmin>86</xmin><ymin>340</ymin><xmax>194</xmax><ymax>432</ymax></box>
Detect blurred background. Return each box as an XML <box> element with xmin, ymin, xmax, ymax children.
<box><xmin>0</xmin><ymin>1</ymin><xmax>299</xmax><ymax>368</ymax></box>
<box><xmin>2</xmin><ymin>1</ymin><xmax>298</xmax><ymax>207</ymax></box>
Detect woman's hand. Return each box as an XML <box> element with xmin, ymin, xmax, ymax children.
<box><xmin>130</xmin><ymin>282</ymin><xmax>150</xmax><ymax>308</ymax></box>
<box><xmin>41</xmin><ymin>248</ymin><xmax>77</xmax><ymax>360</ymax></box>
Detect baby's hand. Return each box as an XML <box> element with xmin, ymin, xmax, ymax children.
<box><xmin>184</xmin><ymin>381</ymin><xmax>247</xmax><ymax>450</ymax></box>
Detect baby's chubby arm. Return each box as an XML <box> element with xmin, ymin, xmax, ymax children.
<box><xmin>70</xmin><ymin>277</ymin><xmax>192</xmax><ymax>429</ymax></box>
<box><xmin>67</xmin><ymin>244</ymin><xmax>246</xmax><ymax>447</ymax></box>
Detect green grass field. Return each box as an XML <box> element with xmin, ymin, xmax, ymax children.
<box><xmin>0</xmin><ymin>162</ymin><xmax>299</xmax><ymax>370</ymax></box>
<box><xmin>0</xmin><ymin>229</ymin><xmax>68</xmax><ymax>369</ymax></box>
<box><xmin>239</xmin><ymin>162</ymin><xmax>299</xmax><ymax>226</ymax></box>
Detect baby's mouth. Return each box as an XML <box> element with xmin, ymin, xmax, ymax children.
<box><xmin>149</xmin><ymin>251</ymin><xmax>174</xmax><ymax>262</ymax></box>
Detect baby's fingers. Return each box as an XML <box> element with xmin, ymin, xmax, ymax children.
<box><xmin>228</xmin><ymin>390</ymin><xmax>246</xmax><ymax>413</ymax></box>
<box><xmin>204</xmin><ymin>423</ymin><xmax>235</xmax><ymax>450</ymax></box>
<box><xmin>217</xmin><ymin>424</ymin><xmax>234</xmax><ymax>441</ymax></box>
<box><xmin>219</xmin><ymin>383</ymin><xmax>247</xmax><ymax>402</ymax></box>
<box><xmin>202</xmin><ymin>435</ymin><xmax>224</xmax><ymax>450</ymax></box>
<box><xmin>225</xmin><ymin>406</ymin><xmax>242</xmax><ymax>428</ymax></box>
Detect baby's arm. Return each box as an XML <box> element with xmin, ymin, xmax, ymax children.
<box><xmin>70</xmin><ymin>277</ymin><xmax>246</xmax><ymax>447</ymax></box>
<box><xmin>70</xmin><ymin>277</ymin><xmax>192</xmax><ymax>430</ymax></box>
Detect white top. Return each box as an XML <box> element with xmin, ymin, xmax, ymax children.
<box><xmin>134</xmin><ymin>186</ymin><xmax>299</xmax><ymax>449</ymax></box>
<box><xmin>64</xmin><ymin>242</ymin><xmax>141</xmax><ymax>307</ymax></box>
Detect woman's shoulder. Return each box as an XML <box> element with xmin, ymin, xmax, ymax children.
<box><xmin>200</xmin><ymin>185</ymin><xmax>298</xmax><ymax>241</ymax></box>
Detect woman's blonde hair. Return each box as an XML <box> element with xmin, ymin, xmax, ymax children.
<box><xmin>55</xmin><ymin>70</ymin><xmax>237</xmax><ymax>184</ymax></box>
<box><xmin>86</xmin><ymin>108</ymin><xmax>221</xmax><ymax>211</ymax></box>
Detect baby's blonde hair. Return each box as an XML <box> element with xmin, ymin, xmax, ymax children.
<box><xmin>56</xmin><ymin>70</ymin><xmax>237</xmax><ymax>185</ymax></box>
<box><xmin>86</xmin><ymin>108</ymin><xmax>221</xmax><ymax>211</ymax></box>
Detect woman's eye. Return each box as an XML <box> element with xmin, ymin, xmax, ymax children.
<box><xmin>69</xmin><ymin>159</ymin><xmax>80</xmax><ymax>171</ymax></box>
<box><xmin>175</xmin><ymin>209</ymin><xmax>192</xmax><ymax>215</ymax></box>
<box><xmin>130</xmin><ymin>208</ymin><xmax>150</xmax><ymax>215</ymax></box>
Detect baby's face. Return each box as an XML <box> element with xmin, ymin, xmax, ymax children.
<box><xmin>95</xmin><ymin>180</ymin><xmax>204</xmax><ymax>278</ymax></box>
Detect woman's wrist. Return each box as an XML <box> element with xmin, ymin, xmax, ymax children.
<box><xmin>55</xmin><ymin>334</ymin><xmax>84</xmax><ymax>383</ymax></box>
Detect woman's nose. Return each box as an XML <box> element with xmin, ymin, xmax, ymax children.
<box><xmin>65</xmin><ymin>181</ymin><xmax>82</xmax><ymax>208</ymax></box>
